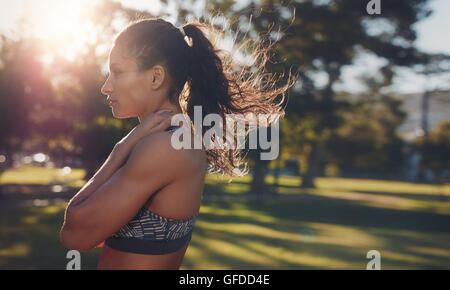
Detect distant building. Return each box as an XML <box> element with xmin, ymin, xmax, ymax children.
<box><xmin>394</xmin><ymin>90</ymin><xmax>450</xmax><ymax>182</ymax></box>
<box><xmin>394</xmin><ymin>90</ymin><xmax>450</xmax><ymax>142</ymax></box>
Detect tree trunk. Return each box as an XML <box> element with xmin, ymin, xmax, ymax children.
<box><xmin>251</xmin><ymin>158</ymin><xmax>268</xmax><ymax>202</ymax></box>
<box><xmin>273</xmin><ymin>156</ymin><xmax>281</xmax><ymax>194</ymax></box>
<box><xmin>301</xmin><ymin>142</ymin><xmax>322</xmax><ymax>188</ymax></box>
<box><xmin>0</xmin><ymin>149</ymin><xmax>15</xmax><ymax>201</ymax></box>
<box><xmin>0</xmin><ymin>148</ymin><xmax>14</xmax><ymax>176</ymax></box>
<box><xmin>272</xmin><ymin>128</ymin><xmax>284</xmax><ymax>195</ymax></box>
<box><xmin>421</xmin><ymin>90</ymin><xmax>430</xmax><ymax>138</ymax></box>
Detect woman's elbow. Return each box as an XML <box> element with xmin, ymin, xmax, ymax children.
<box><xmin>60</xmin><ymin>226</ymin><xmax>93</xmax><ymax>252</ymax></box>
<box><xmin>60</xmin><ymin>212</ymin><xmax>94</xmax><ymax>252</ymax></box>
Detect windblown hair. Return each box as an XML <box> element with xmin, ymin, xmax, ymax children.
<box><xmin>113</xmin><ymin>17</ymin><xmax>295</xmax><ymax>176</ymax></box>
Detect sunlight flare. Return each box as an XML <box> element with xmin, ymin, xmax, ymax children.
<box><xmin>24</xmin><ymin>0</ymin><xmax>98</xmax><ymax>61</ymax></box>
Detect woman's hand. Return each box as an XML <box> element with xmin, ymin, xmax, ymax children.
<box><xmin>116</xmin><ymin>110</ymin><xmax>175</xmax><ymax>149</ymax></box>
<box><xmin>136</xmin><ymin>110</ymin><xmax>176</xmax><ymax>138</ymax></box>
<box><xmin>112</xmin><ymin>110</ymin><xmax>176</xmax><ymax>170</ymax></box>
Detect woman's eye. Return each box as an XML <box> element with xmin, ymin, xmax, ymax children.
<box><xmin>108</xmin><ymin>70</ymin><xmax>121</xmax><ymax>76</ymax></box>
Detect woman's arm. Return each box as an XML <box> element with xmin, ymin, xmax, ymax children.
<box><xmin>66</xmin><ymin>126</ymin><xmax>143</xmax><ymax>209</ymax></box>
<box><xmin>66</xmin><ymin>110</ymin><xmax>175</xmax><ymax>209</ymax></box>
<box><xmin>60</xmin><ymin>132</ymin><xmax>191</xmax><ymax>251</ymax></box>
<box><xmin>60</xmin><ymin>110</ymin><xmax>176</xmax><ymax>250</ymax></box>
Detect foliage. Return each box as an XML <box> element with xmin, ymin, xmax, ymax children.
<box><xmin>325</xmin><ymin>93</ymin><xmax>406</xmax><ymax>176</ymax></box>
<box><xmin>413</xmin><ymin>120</ymin><xmax>450</xmax><ymax>173</ymax></box>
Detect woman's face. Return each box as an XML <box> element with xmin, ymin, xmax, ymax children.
<box><xmin>101</xmin><ymin>45</ymin><xmax>166</xmax><ymax>119</ymax></box>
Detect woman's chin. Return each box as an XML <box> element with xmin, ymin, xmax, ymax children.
<box><xmin>112</xmin><ymin>111</ymin><xmax>134</xmax><ymax>119</ymax></box>
<box><xmin>111</xmin><ymin>111</ymin><xmax>124</xmax><ymax>118</ymax></box>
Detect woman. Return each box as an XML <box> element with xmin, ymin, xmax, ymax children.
<box><xmin>60</xmin><ymin>17</ymin><xmax>293</xmax><ymax>270</ymax></box>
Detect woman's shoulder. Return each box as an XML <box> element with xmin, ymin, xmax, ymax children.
<box><xmin>133</xmin><ymin>130</ymin><xmax>206</xmax><ymax>173</ymax></box>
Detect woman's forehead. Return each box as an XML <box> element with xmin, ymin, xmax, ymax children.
<box><xmin>109</xmin><ymin>46</ymin><xmax>137</xmax><ymax>68</ymax></box>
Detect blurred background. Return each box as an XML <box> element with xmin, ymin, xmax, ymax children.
<box><xmin>0</xmin><ymin>0</ymin><xmax>448</xmax><ymax>269</ymax></box>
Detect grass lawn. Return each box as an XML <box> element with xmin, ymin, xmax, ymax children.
<box><xmin>0</xmin><ymin>166</ymin><xmax>449</xmax><ymax>269</ymax></box>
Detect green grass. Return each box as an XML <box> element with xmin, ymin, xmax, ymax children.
<box><xmin>0</xmin><ymin>166</ymin><xmax>449</xmax><ymax>269</ymax></box>
<box><xmin>0</xmin><ymin>165</ymin><xmax>86</xmax><ymax>187</ymax></box>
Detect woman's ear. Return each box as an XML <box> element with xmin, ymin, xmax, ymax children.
<box><xmin>148</xmin><ymin>65</ymin><xmax>166</xmax><ymax>89</ymax></box>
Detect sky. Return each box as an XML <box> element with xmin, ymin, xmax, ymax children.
<box><xmin>300</xmin><ymin>0</ymin><xmax>450</xmax><ymax>94</ymax></box>
<box><xmin>0</xmin><ymin>0</ymin><xmax>448</xmax><ymax>94</ymax></box>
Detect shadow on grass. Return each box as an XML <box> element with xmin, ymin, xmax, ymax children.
<box><xmin>0</xmin><ymin>185</ymin><xmax>448</xmax><ymax>269</ymax></box>
<box><xmin>0</xmin><ymin>205</ymin><xmax>101</xmax><ymax>270</ymax></box>
<box><xmin>351</xmin><ymin>190</ymin><xmax>449</xmax><ymax>202</ymax></box>
<box><xmin>181</xmin><ymin>195</ymin><xmax>449</xmax><ymax>269</ymax></box>
<box><xmin>198</xmin><ymin>194</ymin><xmax>449</xmax><ymax>233</ymax></box>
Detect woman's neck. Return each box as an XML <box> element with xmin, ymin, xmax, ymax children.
<box><xmin>138</xmin><ymin>101</ymin><xmax>182</xmax><ymax>124</ymax></box>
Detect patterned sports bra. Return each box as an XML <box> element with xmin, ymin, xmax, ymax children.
<box><xmin>102</xmin><ymin>125</ymin><xmax>199</xmax><ymax>255</ymax></box>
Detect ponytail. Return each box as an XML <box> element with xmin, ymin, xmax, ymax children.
<box><xmin>182</xmin><ymin>23</ymin><xmax>229</xmax><ymax>121</ymax></box>
<box><xmin>180</xmin><ymin>20</ymin><xmax>294</xmax><ymax>176</ymax></box>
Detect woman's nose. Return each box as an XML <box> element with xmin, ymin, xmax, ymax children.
<box><xmin>101</xmin><ymin>77</ymin><xmax>113</xmax><ymax>95</ymax></box>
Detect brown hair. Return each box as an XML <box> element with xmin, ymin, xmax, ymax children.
<box><xmin>113</xmin><ymin>17</ymin><xmax>295</xmax><ymax>176</ymax></box>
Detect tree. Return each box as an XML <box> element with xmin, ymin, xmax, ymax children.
<box><xmin>415</xmin><ymin>53</ymin><xmax>450</xmax><ymax>137</ymax></box>
<box><xmin>0</xmin><ymin>36</ymin><xmax>53</xmax><ymax>171</ymax></box>
<box><xmin>413</xmin><ymin>120</ymin><xmax>450</xmax><ymax>183</ymax></box>
<box><xmin>0</xmin><ymin>0</ymin><xmax>154</xmax><ymax>179</ymax></box>
<box><xmin>325</xmin><ymin>92</ymin><xmax>406</xmax><ymax>178</ymax></box>
<box><xmin>206</xmin><ymin>0</ymin><xmax>436</xmax><ymax>189</ymax></box>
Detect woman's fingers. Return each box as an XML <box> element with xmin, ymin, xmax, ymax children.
<box><xmin>156</xmin><ymin>109</ymin><xmax>174</xmax><ymax>116</ymax></box>
<box><xmin>154</xmin><ymin>113</ymin><xmax>174</xmax><ymax>126</ymax></box>
<box><xmin>140</xmin><ymin>111</ymin><xmax>176</xmax><ymax>136</ymax></box>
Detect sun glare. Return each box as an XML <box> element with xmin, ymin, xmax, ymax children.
<box><xmin>24</xmin><ymin>0</ymin><xmax>98</xmax><ymax>61</ymax></box>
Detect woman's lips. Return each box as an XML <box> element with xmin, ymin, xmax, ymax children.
<box><xmin>108</xmin><ymin>100</ymin><xmax>117</xmax><ymax>106</ymax></box>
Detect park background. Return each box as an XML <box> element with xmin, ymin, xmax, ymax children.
<box><xmin>0</xmin><ymin>0</ymin><xmax>448</xmax><ymax>269</ymax></box>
